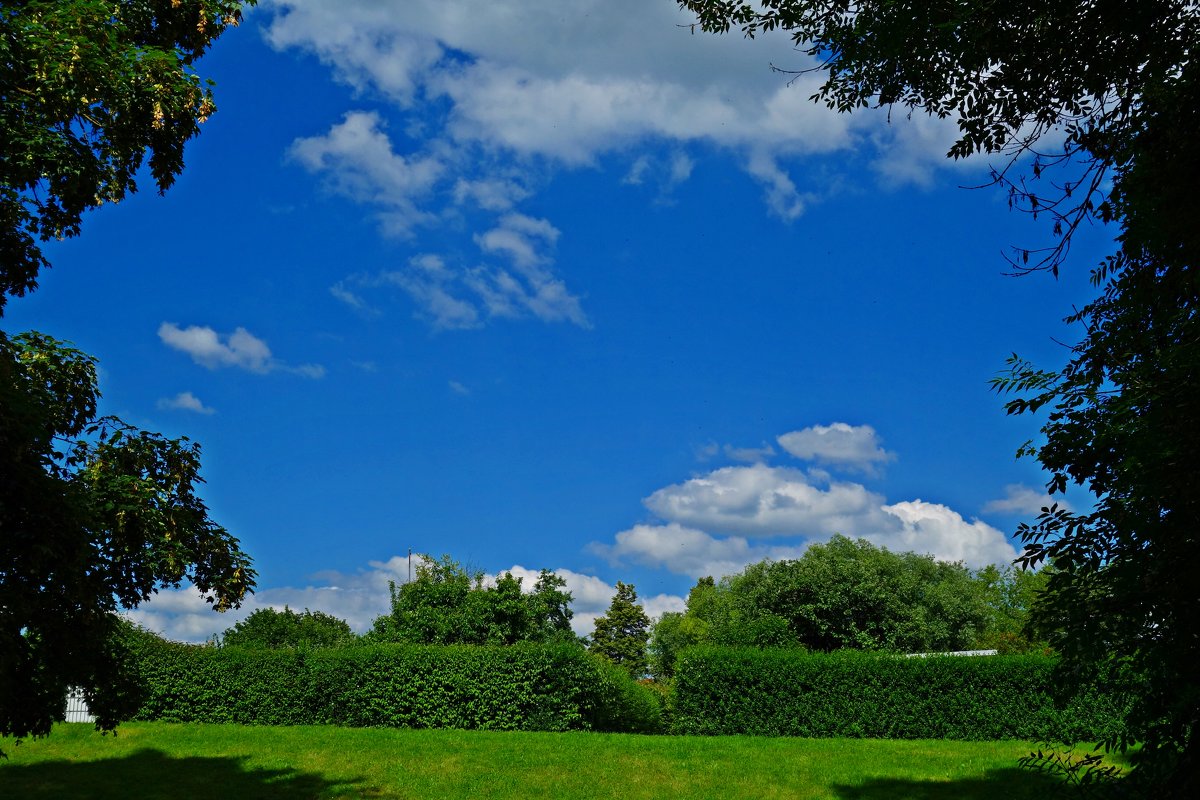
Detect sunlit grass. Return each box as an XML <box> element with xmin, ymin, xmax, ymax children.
<box><xmin>0</xmin><ymin>722</ymin><xmax>1121</xmax><ymax>799</ymax></box>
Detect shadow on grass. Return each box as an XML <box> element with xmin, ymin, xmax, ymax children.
<box><xmin>0</xmin><ymin>747</ymin><xmax>374</xmax><ymax>799</ymax></box>
<box><xmin>832</xmin><ymin>767</ymin><xmax>1067</xmax><ymax>800</ymax></box>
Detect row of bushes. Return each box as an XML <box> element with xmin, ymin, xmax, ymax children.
<box><xmin>671</xmin><ymin>647</ymin><xmax>1128</xmax><ymax>741</ymax></box>
<box><xmin>122</xmin><ymin>634</ymin><xmax>1126</xmax><ymax>742</ymax></box>
<box><xmin>125</xmin><ymin>635</ymin><xmax>662</xmax><ymax>734</ymax></box>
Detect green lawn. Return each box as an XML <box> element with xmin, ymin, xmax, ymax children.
<box><xmin>1</xmin><ymin>722</ymin><xmax>1112</xmax><ymax>799</ymax></box>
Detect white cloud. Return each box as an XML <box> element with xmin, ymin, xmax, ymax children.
<box><xmin>877</xmin><ymin>500</ymin><xmax>1018</xmax><ymax>567</ymax></box>
<box><xmin>381</xmin><ymin>254</ymin><xmax>482</xmax><ymax>330</ymax></box>
<box><xmin>260</xmin><ymin>0</ymin><xmax>986</xmax><ymax>184</ymax></box>
<box><xmin>261</xmin><ymin>1</ymin><xmax>991</xmax><ymax>328</ymax></box>
<box><xmin>590</xmin><ymin>427</ymin><xmax>1020</xmax><ymax>576</ymax></box>
<box><xmin>746</xmin><ymin>149</ymin><xmax>811</xmax><ymax>220</ymax></box>
<box><xmin>452</xmin><ymin>176</ymin><xmax>530</xmax><ymax>211</ymax></box>
<box><xmin>288</xmin><ymin>111</ymin><xmax>443</xmax><ymax>238</ymax></box>
<box><xmin>623</xmin><ymin>154</ymin><xmax>651</xmax><ymax>186</ymax></box>
<box><xmin>158</xmin><ymin>322</ymin><xmax>271</xmax><ymax>372</ymax></box>
<box><xmin>330</xmin><ymin>280</ymin><xmax>378</xmax><ymax>316</ymax></box>
<box><xmin>982</xmin><ymin>483</ymin><xmax>1070</xmax><ymax>515</ymax></box>
<box><xmin>159</xmin><ymin>322</ymin><xmax>325</xmax><ymax>378</ymax></box>
<box><xmin>332</xmin><ymin>225</ymin><xmax>587</xmax><ymax>331</ymax></box>
<box><xmin>126</xmin><ymin>556</ymin><xmax>416</xmax><ymax>643</ymax></box>
<box><xmin>777</xmin><ymin>422</ymin><xmax>895</xmax><ymax>471</ymax></box>
<box><xmin>157</xmin><ymin>391</ymin><xmax>216</xmax><ymax>415</ymax></box>
<box><xmin>591</xmin><ymin>522</ymin><xmax>809</xmax><ymax>580</ymax></box>
<box><xmin>448</xmin><ymin>380</ymin><xmax>469</xmax><ymax>395</ymax></box>
<box><xmin>644</xmin><ymin>463</ymin><xmax>895</xmax><ymax>539</ymax></box>
<box><xmin>474</xmin><ymin>213</ymin><xmax>559</xmax><ymax>270</ymax></box>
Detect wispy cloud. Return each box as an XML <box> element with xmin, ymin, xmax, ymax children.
<box><xmin>982</xmin><ymin>483</ymin><xmax>1071</xmax><ymax>515</ymax></box>
<box><xmin>157</xmin><ymin>391</ymin><xmax>216</xmax><ymax>415</ymax></box>
<box><xmin>263</xmin><ymin>0</ymin><xmax>985</xmax><ymax>329</ymax></box>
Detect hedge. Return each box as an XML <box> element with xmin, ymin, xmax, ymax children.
<box><xmin>126</xmin><ymin>636</ymin><xmax>661</xmax><ymax>734</ymax></box>
<box><xmin>671</xmin><ymin>647</ymin><xmax>1127</xmax><ymax>741</ymax></box>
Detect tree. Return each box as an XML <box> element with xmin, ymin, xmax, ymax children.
<box><xmin>649</xmin><ymin>577</ymin><xmax>715</xmax><ymax>680</ymax></box>
<box><xmin>0</xmin><ymin>0</ymin><xmax>255</xmax><ymax>310</ymax></box>
<box><xmin>1</xmin><ymin>333</ymin><xmax>254</xmax><ymax>747</ymax></box>
<box><xmin>1</xmin><ymin>1</ymin><xmax>257</xmax><ymax>753</ymax></box>
<box><xmin>221</xmin><ymin>607</ymin><xmax>355</xmax><ymax>650</ymax></box>
<box><xmin>527</xmin><ymin>569</ymin><xmax>577</xmax><ymax>643</ymax></box>
<box><xmin>589</xmin><ymin>582</ymin><xmax>650</xmax><ymax>678</ymax></box>
<box><xmin>650</xmin><ymin>537</ymin><xmax>994</xmax><ymax>678</ymax></box>
<box><xmin>367</xmin><ymin>555</ymin><xmax>577</xmax><ymax>646</ymax></box>
<box><xmin>679</xmin><ymin>2</ymin><xmax>1199</xmax><ymax>791</ymax></box>
<box><xmin>970</xmin><ymin>563</ymin><xmax>1051</xmax><ymax>654</ymax></box>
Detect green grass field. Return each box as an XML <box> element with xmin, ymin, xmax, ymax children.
<box><xmin>0</xmin><ymin>722</ymin><xmax>1123</xmax><ymax>799</ymax></box>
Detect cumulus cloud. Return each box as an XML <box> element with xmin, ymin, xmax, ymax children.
<box><xmin>982</xmin><ymin>483</ymin><xmax>1071</xmax><ymax>515</ymax></box>
<box><xmin>877</xmin><ymin>500</ymin><xmax>1018</xmax><ymax>567</ymax></box>
<box><xmin>156</xmin><ymin>391</ymin><xmax>216</xmax><ymax>415</ymax></box>
<box><xmin>644</xmin><ymin>463</ymin><xmax>895</xmax><ymax>539</ymax></box>
<box><xmin>592</xmin><ymin>426</ymin><xmax>1019</xmax><ymax>576</ymax></box>
<box><xmin>777</xmin><ymin>422</ymin><xmax>895</xmax><ymax>471</ymax></box>
<box><xmin>590</xmin><ymin>522</ymin><xmax>810</xmax><ymax>580</ymax></box>
<box><xmin>158</xmin><ymin>323</ymin><xmax>325</xmax><ymax>378</ymax></box>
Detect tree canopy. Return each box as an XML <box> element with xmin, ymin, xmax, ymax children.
<box><xmin>679</xmin><ymin>1</ymin><xmax>1199</xmax><ymax>791</ymax></box>
<box><xmin>648</xmin><ymin>537</ymin><xmax>1042</xmax><ymax>678</ymax></box>
<box><xmin>221</xmin><ymin>607</ymin><xmax>355</xmax><ymax>650</ymax></box>
<box><xmin>367</xmin><ymin>556</ymin><xmax>576</xmax><ymax>647</ymax></box>
<box><xmin>1</xmin><ymin>332</ymin><xmax>254</xmax><ymax>743</ymax></box>
<box><xmin>679</xmin><ymin>0</ymin><xmax>1198</xmax><ymax>274</ymax></box>
<box><xmin>1</xmin><ymin>0</ymin><xmax>256</xmax><ymax>752</ymax></box>
<box><xmin>0</xmin><ymin>0</ymin><xmax>255</xmax><ymax>310</ymax></box>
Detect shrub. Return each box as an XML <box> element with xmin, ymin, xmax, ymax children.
<box><xmin>125</xmin><ymin>636</ymin><xmax>660</xmax><ymax>733</ymax></box>
<box><xmin>671</xmin><ymin>647</ymin><xmax>1126</xmax><ymax>741</ymax></box>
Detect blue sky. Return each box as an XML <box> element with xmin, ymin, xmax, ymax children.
<box><xmin>5</xmin><ymin>1</ymin><xmax>1110</xmax><ymax>640</ymax></box>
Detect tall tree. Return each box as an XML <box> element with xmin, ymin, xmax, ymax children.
<box><xmin>679</xmin><ymin>1</ymin><xmax>1199</xmax><ymax>791</ymax></box>
<box><xmin>589</xmin><ymin>582</ymin><xmax>650</xmax><ymax>678</ymax></box>
<box><xmin>1</xmin><ymin>333</ymin><xmax>254</xmax><ymax>746</ymax></box>
<box><xmin>1</xmin><ymin>1</ymin><xmax>257</xmax><ymax>752</ymax></box>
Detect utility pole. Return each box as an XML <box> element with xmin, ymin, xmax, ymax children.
<box><xmin>407</xmin><ymin>547</ymin><xmax>412</xmax><ymax>584</ymax></box>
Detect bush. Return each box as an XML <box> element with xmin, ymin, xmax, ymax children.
<box><xmin>671</xmin><ymin>647</ymin><xmax>1126</xmax><ymax>741</ymax></box>
<box><xmin>125</xmin><ymin>635</ymin><xmax>660</xmax><ymax>733</ymax></box>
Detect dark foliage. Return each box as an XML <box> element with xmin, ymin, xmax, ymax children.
<box><xmin>125</xmin><ymin>632</ymin><xmax>661</xmax><ymax>733</ymax></box>
<box><xmin>672</xmin><ymin>647</ymin><xmax>1126</xmax><ymax>741</ymax></box>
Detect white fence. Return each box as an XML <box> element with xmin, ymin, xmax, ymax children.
<box><xmin>64</xmin><ymin>687</ymin><xmax>95</xmax><ymax>723</ymax></box>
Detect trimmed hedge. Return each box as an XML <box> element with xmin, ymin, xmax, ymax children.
<box><xmin>127</xmin><ymin>637</ymin><xmax>661</xmax><ymax>734</ymax></box>
<box><xmin>672</xmin><ymin>647</ymin><xmax>1126</xmax><ymax>741</ymax></box>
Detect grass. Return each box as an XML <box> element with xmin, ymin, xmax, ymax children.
<box><xmin>1</xmin><ymin>722</ymin><xmax>1120</xmax><ymax>799</ymax></box>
